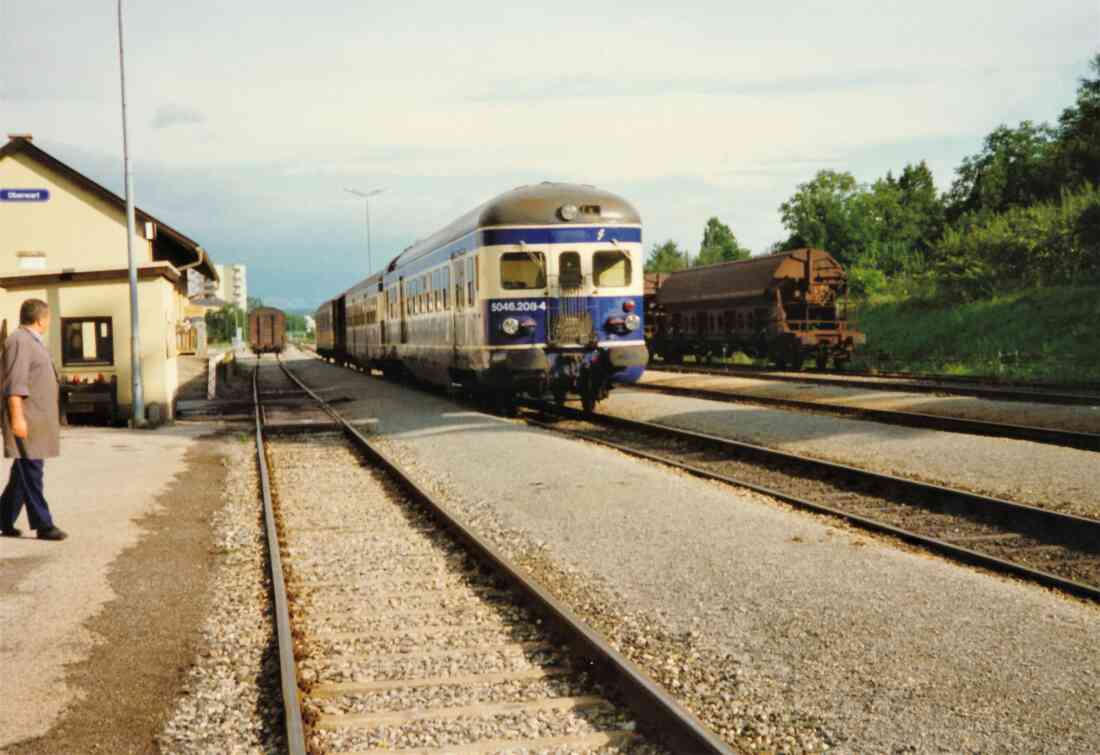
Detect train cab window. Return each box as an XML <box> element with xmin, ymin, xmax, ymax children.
<box><xmin>500</xmin><ymin>252</ymin><xmax>545</xmax><ymax>290</ymax></box>
<box><xmin>559</xmin><ymin>252</ymin><xmax>582</xmax><ymax>289</ymax></box>
<box><xmin>593</xmin><ymin>251</ymin><xmax>631</xmax><ymax>287</ymax></box>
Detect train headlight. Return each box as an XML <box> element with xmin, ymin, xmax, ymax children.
<box><xmin>559</xmin><ymin>204</ymin><xmax>579</xmax><ymax>221</ymax></box>
<box><xmin>624</xmin><ymin>314</ymin><xmax>641</xmax><ymax>331</ymax></box>
<box><xmin>501</xmin><ymin>317</ymin><xmax>520</xmax><ymax>336</ymax></box>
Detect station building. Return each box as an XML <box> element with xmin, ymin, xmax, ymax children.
<box><xmin>0</xmin><ymin>134</ymin><xmax>220</xmax><ymax>422</ymax></box>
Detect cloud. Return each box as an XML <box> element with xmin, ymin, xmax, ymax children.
<box><xmin>150</xmin><ymin>104</ymin><xmax>206</xmax><ymax>130</ymax></box>
<box><xmin>467</xmin><ymin>69</ymin><xmax>928</xmax><ymax>104</ymax></box>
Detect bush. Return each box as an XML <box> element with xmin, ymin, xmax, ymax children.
<box><xmin>852</xmin><ymin>285</ymin><xmax>1100</xmax><ymax>382</ymax></box>
<box><xmin>934</xmin><ymin>183</ymin><xmax>1100</xmax><ymax>299</ymax></box>
<box><xmin>848</xmin><ymin>265</ymin><xmax>888</xmax><ymax>298</ymax></box>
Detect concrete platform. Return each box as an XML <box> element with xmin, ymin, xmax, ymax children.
<box><xmin>0</xmin><ymin>425</ymin><xmax>210</xmax><ymax>749</ymax></box>
<box><xmin>283</xmin><ymin>352</ymin><xmax>1100</xmax><ymax>752</ymax></box>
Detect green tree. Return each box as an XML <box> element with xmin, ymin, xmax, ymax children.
<box><xmin>860</xmin><ymin>161</ymin><xmax>946</xmax><ymax>274</ymax></box>
<box><xmin>945</xmin><ymin>121</ymin><xmax>1059</xmax><ymax>222</ymax></box>
<box><xmin>644</xmin><ymin>240</ymin><xmax>688</xmax><ymax>273</ymax></box>
<box><xmin>778</xmin><ymin>170</ymin><xmax>873</xmax><ymax>266</ymax></box>
<box><xmin>1056</xmin><ymin>53</ymin><xmax>1100</xmax><ymax>188</ymax></box>
<box><xmin>204</xmin><ymin>304</ymin><xmax>244</xmax><ymax>343</ymax></box>
<box><xmin>286</xmin><ymin>312</ymin><xmax>307</xmax><ymax>333</ymax></box>
<box><xmin>246</xmin><ymin>296</ymin><xmax>265</xmax><ymax>313</ymax></box>
<box><xmin>694</xmin><ymin>217</ymin><xmax>751</xmax><ymax>266</ymax></box>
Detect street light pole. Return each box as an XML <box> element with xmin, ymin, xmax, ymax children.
<box><xmin>345</xmin><ymin>187</ymin><xmax>386</xmax><ymax>274</ymax></box>
<box><xmin>117</xmin><ymin>0</ymin><xmax>144</xmax><ymax>426</ymax></box>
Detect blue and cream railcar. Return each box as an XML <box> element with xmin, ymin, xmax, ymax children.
<box><xmin>319</xmin><ymin>182</ymin><xmax>648</xmax><ymax>410</ymax></box>
<box><xmin>344</xmin><ymin>273</ymin><xmax>385</xmax><ymax>370</ymax></box>
<box><xmin>314</xmin><ymin>299</ymin><xmax>337</xmax><ymax>358</ymax></box>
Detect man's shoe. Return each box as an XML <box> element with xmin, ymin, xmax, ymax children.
<box><xmin>1</xmin><ymin>527</ymin><xmax>22</xmax><ymax>537</ymax></box>
<box><xmin>36</xmin><ymin>526</ymin><xmax>68</xmax><ymax>541</ymax></box>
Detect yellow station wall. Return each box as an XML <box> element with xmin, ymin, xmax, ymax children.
<box><xmin>0</xmin><ymin>152</ymin><xmax>155</xmax><ymax>271</ymax></box>
<box><xmin>0</xmin><ymin>277</ymin><xmax>181</xmax><ymax>418</ymax></box>
<box><xmin>0</xmin><ymin>145</ymin><xmax>202</xmax><ymax>420</ymax></box>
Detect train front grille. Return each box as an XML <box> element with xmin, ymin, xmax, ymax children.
<box><xmin>549</xmin><ymin>291</ymin><xmax>594</xmax><ymax>346</ymax></box>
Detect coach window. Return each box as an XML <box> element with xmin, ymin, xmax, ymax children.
<box><xmin>501</xmin><ymin>252</ymin><xmax>545</xmax><ymax>290</ymax></box>
<box><xmin>593</xmin><ymin>250</ymin><xmax>631</xmax><ymax>287</ymax></box>
<box><xmin>62</xmin><ymin>317</ymin><xmax>114</xmax><ymax>366</ymax></box>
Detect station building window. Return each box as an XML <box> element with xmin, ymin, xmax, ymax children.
<box><xmin>62</xmin><ymin>317</ymin><xmax>114</xmax><ymax>366</ymax></box>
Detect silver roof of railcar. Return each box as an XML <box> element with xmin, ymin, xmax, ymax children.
<box><xmin>385</xmin><ymin>182</ymin><xmax>641</xmax><ymax>273</ymax></box>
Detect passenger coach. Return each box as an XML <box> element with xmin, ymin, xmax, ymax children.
<box><xmin>316</xmin><ymin>182</ymin><xmax>648</xmax><ymax>410</ymax></box>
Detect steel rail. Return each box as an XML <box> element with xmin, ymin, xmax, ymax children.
<box><xmin>646</xmin><ymin>363</ymin><xmax>1100</xmax><ymax>406</ymax></box>
<box><xmin>625</xmin><ymin>382</ymin><xmax>1100</xmax><ymax>452</ymax></box>
<box><xmin>252</xmin><ymin>367</ymin><xmax>308</xmax><ymax>755</ymax></box>
<box><xmin>276</xmin><ymin>357</ymin><xmax>735</xmax><ymax>755</ymax></box>
<box><xmin>520</xmin><ymin>400</ymin><xmax>1100</xmax><ymax>603</ymax></box>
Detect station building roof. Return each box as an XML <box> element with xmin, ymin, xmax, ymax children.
<box><xmin>0</xmin><ymin>135</ymin><xmax>219</xmax><ymax>283</ymax></box>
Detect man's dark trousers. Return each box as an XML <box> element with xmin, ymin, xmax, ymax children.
<box><xmin>0</xmin><ymin>458</ymin><xmax>53</xmax><ymax>531</ymax></box>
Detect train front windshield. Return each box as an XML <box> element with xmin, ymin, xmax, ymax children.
<box><xmin>593</xmin><ymin>250</ymin><xmax>632</xmax><ymax>287</ymax></box>
<box><xmin>501</xmin><ymin>252</ymin><xmax>546</xmax><ymax>290</ymax></box>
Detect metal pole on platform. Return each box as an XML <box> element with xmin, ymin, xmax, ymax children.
<box><xmin>345</xmin><ymin>187</ymin><xmax>386</xmax><ymax>274</ymax></box>
<box><xmin>117</xmin><ymin>0</ymin><xmax>145</xmax><ymax>426</ymax></box>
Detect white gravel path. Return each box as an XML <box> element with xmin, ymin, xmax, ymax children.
<box><xmin>284</xmin><ymin>353</ymin><xmax>1100</xmax><ymax>753</ymax></box>
<box><xmin>638</xmin><ymin>370</ymin><xmax>1100</xmax><ymax>433</ymax></box>
<box><xmin>607</xmin><ymin>387</ymin><xmax>1097</xmax><ymax>518</ymax></box>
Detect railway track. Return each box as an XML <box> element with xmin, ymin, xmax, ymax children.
<box><xmin>622</xmin><ymin>383</ymin><xmax>1100</xmax><ymax>452</ymax></box>
<box><xmin>646</xmin><ymin>363</ymin><xmax>1100</xmax><ymax>406</ymax></box>
<box><xmin>252</xmin><ymin>357</ymin><xmax>733</xmax><ymax>754</ymax></box>
<box><xmin>516</xmin><ymin>400</ymin><xmax>1100</xmax><ymax>604</ymax></box>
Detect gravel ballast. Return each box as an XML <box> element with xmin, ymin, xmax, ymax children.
<box><xmin>157</xmin><ymin>436</ymin><xmax>285</xmax><ymax>754</ymax></box>
<box><xmin>604</xmin><ymin>386</ymin><xmax>1096</xmax><ymax>518</ymax></box>
<box><xmin>266</xmin><ymin>430</ymin><xmax>663</xmax><ymax>753</ymax></box>
<box><xmin>283</xmin><ymin>352</ymin><xmax>1100</xmax><ymax>753</ymax></box>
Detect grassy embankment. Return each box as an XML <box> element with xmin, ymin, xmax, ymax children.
<box><xmin>849</xmin><ymin>286</ymin><xmax>1100</xmax><ymax>384</ymax></box>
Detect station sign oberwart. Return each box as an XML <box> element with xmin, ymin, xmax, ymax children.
<box><xmin>1</xmin><ymin>189</ymin><xmax>50</xmax><ymax>202</ymax></box>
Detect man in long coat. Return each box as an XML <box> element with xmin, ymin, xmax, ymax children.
<box><xmin>0</xmin><ymin>298</ymin><xmax>66</xmax><ymax>540</ymax></box>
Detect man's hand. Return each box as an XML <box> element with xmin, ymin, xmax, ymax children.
<box><xmin>8</xmin><ymin>396</ymin><xmax>28</xmax><ymax>439</ymax></box>
<box><xmin>11</xmin><ymin>414</ymin><xmax>27</xmax><ymax>439</ymax></box>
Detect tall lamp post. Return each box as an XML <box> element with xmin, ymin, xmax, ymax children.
<box><xmin>117</xmin><ymin>0</ymin><xmax>144</xmax><ymax>426</ymax></box>
<box><xmin>345</xmin><ymin>187</ymin><xmax>386</xmax><ymax>274</ymax></box>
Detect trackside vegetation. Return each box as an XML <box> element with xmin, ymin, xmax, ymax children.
<box><xmin>646</xmin><ymin>53</ymin><xmax>1100</xmax><ymax>383</ymax></box>
<box><xmin>852</xmin><ymin>287</ymin><xmax>1100</xmax><ymax>383</ymax></box>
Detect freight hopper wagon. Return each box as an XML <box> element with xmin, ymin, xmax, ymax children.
<box><xmin>646</xmin><ymin>248</ymin><xmax>864</xmax><ymax>369</ymax></box>
<box><xmin>248</xmin><ymin>307</ymin><xmax>287</xmax><ymax>355</ymax></box>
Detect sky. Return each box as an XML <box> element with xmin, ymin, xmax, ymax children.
<box><xmin>1</xmin><ymin>1</ymin><xmax>1096</xmax><ymax>311</ymax></box>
